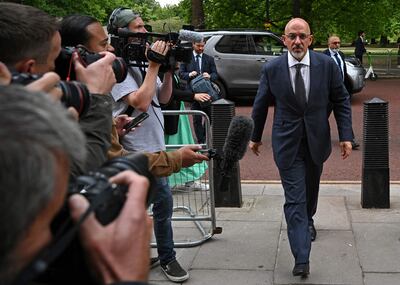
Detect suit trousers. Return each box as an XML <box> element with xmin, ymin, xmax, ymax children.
<box><xmin>191</xmin><ymin>101</ymin><xmax>211</xmax><ymax>144</ymax></box>
<box><xmin>278</xmin><ymin>137</ymin><xmax>323</xmax><ymax>264</ymax></box>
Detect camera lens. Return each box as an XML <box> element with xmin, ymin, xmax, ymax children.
<box><xmin>111</xmin><ymin>57</ymin><xmax>128</xmax><ymax>83</ymax></box>
<box><xmin>58</xmin><ymin>81</ymin><xmax>91</xmax><ymax>116</ymax></box>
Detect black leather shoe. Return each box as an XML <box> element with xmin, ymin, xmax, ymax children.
<box><xmin>292</xmin><ymin>263</ymin><xmax>310</xmax><ymax>277</ymax></box>
<box><xmin>309</xmin><ymin>225</ymin><xmax>317</xmax><ymax>242</ymax></box>
<box><xmin>351</xmin><ymin>140</ymin><xmax>360</xmax><ymax>150</ymax></box>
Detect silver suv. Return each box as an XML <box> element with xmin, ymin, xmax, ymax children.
<box><xmin>200</xmin><ymin>30</ymin><xmax>365</xmax><ymax>100</ymax></box>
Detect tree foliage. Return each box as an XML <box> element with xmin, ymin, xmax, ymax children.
<box><xmin>2</xmin><ymin>0</ymin><xmax>162</xmax><ymax>23</ymax></box>
<box><xmin>197</xmin><ymin>0</ymin><xmax>400</xmax><ymax>44</ymax></box>
<box><xmin>4</xmin><ymin>0</ymin><xmax>400</xmax><ymax>44</ymax></box>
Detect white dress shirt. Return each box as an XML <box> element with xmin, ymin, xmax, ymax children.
<box><xmin>287</xmin><ymin>50</ymin><xmax>310</xmax><ymax>101</ymax></box>
<box><xmin>193</xmin><ymin>51</ymin><xmax>202</xmax><ymax>73</ymax></box>
<box><xmin>328</xmin><ymin>49</ymin><xmax>345</xmax><ymax>81</ymax></box>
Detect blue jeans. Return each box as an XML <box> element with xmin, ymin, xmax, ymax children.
<box><xmin>152</xmin><ymin>177</ymin><xmax>175</xmax><ymax>265</ymax></box>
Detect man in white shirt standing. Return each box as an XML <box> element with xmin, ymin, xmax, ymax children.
<box><xmin>323</xmin><ymin>35</ymin><xmax>360</xmax><ymax>150</ymax></box>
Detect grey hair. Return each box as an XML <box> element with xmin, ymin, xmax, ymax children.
<box><xmin>0</xmin><ymin>85</ymin><xmax>86</xmax><ymax>281</ymax></box>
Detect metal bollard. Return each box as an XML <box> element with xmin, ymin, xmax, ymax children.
<box><xmin>211</xmin><ymin>99</ymin><xmax>242</xmax><ymax>207</ymax></box>
<box><xmin>361</xmin><ymin>98</ymin><xmax>390</xmax><ymax>208</ymax></box>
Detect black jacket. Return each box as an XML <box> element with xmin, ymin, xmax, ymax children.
<box><xmin>162</xmin><ymin>74</ymin><xmax>195</xmax><ymax>135</ymax></box>
<box><xmin>322</xmin><ymin>49</ymin><xmax>352</xmax><ymax>94</ymax></box>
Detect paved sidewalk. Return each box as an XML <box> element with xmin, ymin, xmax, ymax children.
<box><xmin>149</xmin><ymin>183</ymin><xmax>400</xmax><ymax>285</ymax></box>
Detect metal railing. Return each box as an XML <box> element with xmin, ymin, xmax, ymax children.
<box><xmin>150</xmin><ymin>109</ymin><xmax>222</xmax><ymax>248</ymax></box>
<box><xmin>361</xmin><ymin>50</ymin><xmax>400</xmax><ymax>76</ymax></box>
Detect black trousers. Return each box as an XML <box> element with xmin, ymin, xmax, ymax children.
<box><xmin>278</xmin><ymin>138</ymin><xmax>323</xmax><ymax>264</ymax></box>
<box><xmin>191</xmin><ymin>101</ymin><xmax>211</xmax><ymax>144</ymax></box>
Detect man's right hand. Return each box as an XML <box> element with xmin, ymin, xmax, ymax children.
<box><xmin>25</xmin><ymin>72</ymin><xmax>62</xmax><ymax>101</ymax></box>
<box><xmin>73</xmin><ymin>51</ymin><xmax>116</xmax><ymax>95</ymax></box>
<box><xmin>69</xmin><ymin>170</ymin><xmax>152</xmax><ymax>284</ymax></box>
<box><xmin>249</xmin><ymin>141</ymin><xmax>262</xmax><ymax>156</ymax></box>
<box><xmin>147</xmin><ymin>40</ymin><xmax>169</xmax><ymax>68</ymax></box>
<box><xmin>189</xmin><ymin>71</ymin><xmax>198</xmax><ymax>78</ymax></box>
<box><xmin>193</xmin><ymin>93</ymin><xmax>210</xmax><ymax>103</ymax></box>
<box><xmin>178</xmin><ymin>145</ymin><xmax>209</xmax><ymax>168</ymax></box>
<box><xmin>0</xmin><ymin>61</ymin><xmax>11</xmax><ymax>85</ymax></box>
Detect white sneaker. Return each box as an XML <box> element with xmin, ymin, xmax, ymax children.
<box><xmin>185</xmin><ymin>181</ymin><xmax>208</xmax><ymax>191</ymax></box>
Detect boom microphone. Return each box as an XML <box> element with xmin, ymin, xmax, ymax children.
<box><xmin>218</xmin><ymin>116</ymin><xmax>254</xmax><ymax>192</ymax></box>
<box><xmin>116</xmin><ymin>28</ymin><xmax>203</xmax><ymax>43</ymax></box>
<box><xmin>178</xmin><ymin>29</ymin><xmax>204</xmax><ymax>43</ymax></box>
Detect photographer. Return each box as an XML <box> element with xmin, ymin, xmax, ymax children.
<box><xmin>108</xmin><ymin>8</ymin><xmax>189</xmax><ymax>283</ymax></box>
<box><xmin>0</xmin><ymin>3</ymin><xmax>116</xmax><ymax>177</ymax></box>
<box><xmin>59</xmin><ymin>14</ymin><xmax>209</xmax><ymax>178</ymax></box>
<box><xmin>0</xmin><ymin>85</ymin><xmax>152</xmax><ymax>285</ymax></box>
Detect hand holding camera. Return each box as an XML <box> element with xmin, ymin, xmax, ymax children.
<box><xmin>69</xmin><ymin>170</ymin><xmax>152</xmax><ymax>284</ymax></box>
<box><xmin>147</xmin><ymin>40</ymin><xmax>170</xmax><ymax>68</ymax></box>
<box><xmin>72</xmin><ymin>51</ymin><xmax>117</xmax><ymax>95</ymax></box>
<box><xmin>24</xmin><ymin>71</ymin><xmax>62</xmax><ymax>101</ymax></box>
<box><xmin>0</xmin><ymin>61</ymin><xmax>11</xmax><ymax>85</ymax></box>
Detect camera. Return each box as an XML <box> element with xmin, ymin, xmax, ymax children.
<box><xmin>11</xmin><ymin>72</ymin><xmax>91</xmax><ymax>116</ymax></box>
<box><xmin>55</xmin><ymin>46</ymin><xmax>128</xmax><ymax>83</ymax></box>
<box><xmin>34</xmin><ymin>153</ymin><xmax>156</xmax><ymax>284</ymax></box>
<box><xmin>68</xmin><ymin>153</ymin><xmax>156</xmax><ymax>224</ymax></box>
<box><xmin>110</xmin><ymin>29</ymin><xmax>192</xmax><ymax>71</ymax></box>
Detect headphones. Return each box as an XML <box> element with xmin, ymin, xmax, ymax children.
<box><xmin>107</xmin><ymin>7</ymin><xmax>129</xmax><ymax>35</ymax></box>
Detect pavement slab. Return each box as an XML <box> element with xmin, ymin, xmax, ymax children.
<box><xmin>274</xmin><ymin>230</ymin><xmax>363</xmax><ymax>285</ymax></box>
<box><xmin>352</xmin><ymin>223</ymin><xmax>400</xmax><ymax>273</ymax></box>
<box><xmin>148</xmin><ymin>183</ymin><xmax>400</xmax><ymax>285</ymax></box>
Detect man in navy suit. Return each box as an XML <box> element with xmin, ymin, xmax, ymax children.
<box><xmin>179</xmin><ymin>38</ymin><xmax>218</xmax><ymax>144</ymax></box>
<box><xmin>323</xmin><ymin>35</ymin><xmax>360</xmax><ymax>150</ymax></box>
<box><xmin>250</xmin><ymin>18</ymin><xmax>353</xmax><ymax>277</ymax></box>
<box><xmin>354</xmin><ymin>31</ymin><xmax>366</xmax><ymax>64</ymax></box>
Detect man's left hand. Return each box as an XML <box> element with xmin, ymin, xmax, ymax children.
<box><xmin>202</xmin><ymin>72</ymin><xmax>210</xmax><ymax>79</ymax></box>
<box><xmin>340</xmin><ymin>141</ymin><xmax>352</xmax><ymax>159</ymax></box>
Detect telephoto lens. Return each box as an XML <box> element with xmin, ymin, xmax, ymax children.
<box><xmin>11</xmin><ymin>72</ymin><xmax>91</xmax><ymax>117</ymax></box>
<box><xmin>55</xmin><ymin>46</ymin><xmax>128</xmax><ymax>83</ymax></box>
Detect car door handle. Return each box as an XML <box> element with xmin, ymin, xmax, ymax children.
<box><xmin>257</xmin><ymin>58</ymin><xmax>267</xmax><ymax>62</ymax></box>
<box><xmin>214</xmin><ymin>56</ymin><xmax>221</xmax><ymax>61</ymax></box>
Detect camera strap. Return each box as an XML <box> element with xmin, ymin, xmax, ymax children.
<box><xmin>123</xmin><ymin>66</ymin><xmax>146</xmax><ymax>117</ymax></box>
<box><xmin>12</xmin><ymin>180</ymin><xmax>114</xmax><ymax>285</ymax></box>
<box><xmin>123</xmin><ymin>66</ymin><xmax>161</xmax><ymax>116</ymax></box>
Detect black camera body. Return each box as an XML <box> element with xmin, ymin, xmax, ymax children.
<box><xmin>55</xmin><ymin>46</ymin><xmax>128</xmax><ymax>83</ymax></box>
<box><xmin>35</xmin><ymin>153</ymin><xmax>156</xmax><ymax>284</ymax></box>
<box><xmin>11</xmin><ymin>72</ymin><xmax>91</xmax><ymax>116</ymax></box>
<box><xmin>69</xmin><ymin>153</ymin><xmax>156</xmax><ymax>224</ymax></box>
<box><xmin>110</xmin><ymin>30</ymin><xmax>192</xmax><ymax>71</ymax></box>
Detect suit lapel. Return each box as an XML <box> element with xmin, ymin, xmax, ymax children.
<box><xmin>308</xmin><ymin>51</ymin><xmax>322</xmax><ymax>106</ymax></box>
<box><xmin>279</xmin><ymin>54</ymin><xmax>305</xmax><ymax>111</ymax></box>
<box><xmin>278</xmin><ymin>55</ymin><xmax>294</xmax><ymax>95</ymax></box>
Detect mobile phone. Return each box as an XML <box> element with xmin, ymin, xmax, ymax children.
<box><xmin>123</xmin><ymin>112</ymin><xmax>149</xmax><ymax>132</ymax></box>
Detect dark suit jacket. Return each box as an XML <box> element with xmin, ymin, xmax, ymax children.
<box><xmin>251</xmin><ymin>51</ymin><xmax>353</xmax><ymax>169</ymax></box>
<box><xmin>322</xmin><ymin>49</ymin><xmax>352</xmax><ymax>93</ymax></box>
<box><xmin>355</xmin><ymin>37</ymin><xmax>366</xmax><ymax>57</ymax></box>
<box><xmin>162</xmin><ymin>74</ymin><xmax>195</xmax><ymax>135</ymax></box>
<box><xmin>179</xmin><ymin>53</ymin><xmax>218</xmax><ymax>83</ymax></box>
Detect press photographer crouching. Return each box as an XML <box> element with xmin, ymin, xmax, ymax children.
<box><xmin>0</xmin><ymin>2</ymin><xmax>117</xmax><ymax>176</ymax></box>
<box><xmin>0</xmin><ymin>85</ymin><xmax>152</xmax><ymax>285</ymax></box>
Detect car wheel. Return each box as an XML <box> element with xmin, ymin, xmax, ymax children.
<box><xmin>212</xmin><ymin>80</ymin><xmax>227</xmax><ymax>99</ymax></box>
<box><xmin>369</xmin><ymin>72</ymin><xmax>378</xmax><ymax>81</ymax></box>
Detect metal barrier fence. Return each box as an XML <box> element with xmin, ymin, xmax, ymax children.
<box><xmin>150</xmin><ymin>109</ymin><xmax>221</xmax><ymax>248</ymax></box>
<box><xmin>361</xmin><ymin>50</ymin><xmax>400</xmax><ymax>76</ymax></box>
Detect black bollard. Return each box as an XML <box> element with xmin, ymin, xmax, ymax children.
<box><xmin>361</xmin><ymin>98</ymin><xmax>390</xmax><ymax>208</ymax></box>
<box><xmin>211</xmin><ymin>99</ymin><xmax>242</xmax><ymax>207</ymax></box>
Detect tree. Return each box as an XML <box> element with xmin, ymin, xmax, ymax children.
<box><xmin>191</xmin><ymin>0</ymin><xmax>205</xmax><ymax>29</ymax></box>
